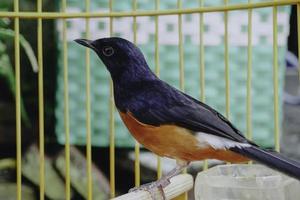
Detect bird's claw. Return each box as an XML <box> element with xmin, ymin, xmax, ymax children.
<box><xmin>129</xmin><ymin>179</ymin><xmax>171</xmax><ymax>200</ymax></box>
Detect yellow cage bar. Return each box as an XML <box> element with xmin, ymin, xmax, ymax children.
<box><xmin>13</xmin><ymin>0</ymin><xmax>21</xmax><ymax>200</ymax></box>
<box><xmin>178</xmin><ymin>0</ymin><xmax>184</xmax><ymax>92</ymax></box>
<box><xmin>0</xmin><ymin>0</ymin><xmax>299</xmax><ymax>18</ymax></box>
<box><xmin>1</xmin><ymin>0</ymin><xmax>298</xmax><ymax>199</ymax></box>
<box><xmin>273</xmin><ymin>0</ymin><xmax>280</xmax><ymax>152</ymax></box>
<box><xmin>62</xmin><ymin>0</ymin><xmax>71</xmax><ymax>199</ymax></box>
<box><xmin>224</xmin><ymin>0</ymin><xmax>230</xmax><ymax>120</ymax></box>
<box><xmin>37</xmin><ymin>0</ymin><xmax>45</xmax><ymax>199</ymax></box>
<box><xmin>85</xmin><ymin>0</ymin><xmax>93</xmax><ymax>199</ymax></box>
<box><xmin>109</xmin><ymin>0</ymin><xmax>116</xmax><ymax>198</ymax></box>
<box><xmin>199</xmin><ymin>0</ymin><xmax>208</xmax><ymax>171</ymax></box>
<box><xmin>176</xmin><ymin>0</ymin><xmax>187</xmax><ymax>199</ymax></box>
<box><xmin>199</xmin><ymin>0</ymin><xmax>205</xmax><ymax>104</ymax></box>
<box><xmin>132</xmin><ymin>0</ymin><xmax>141</xmax><ymax>188</ymax></box>
<box><xmin>155</xmin><ymin>0</ymin><xmax>162</xmax><ymax>180</ymax></box>
<box><xmin>247</xmin><ymin>0</ymin><xmax>253</xmax><ymax>141</ymax></box>
<box><xmin>246</xmin><ymin>0</ymin><xmax>254</xmax><ymax>165</ymax></box>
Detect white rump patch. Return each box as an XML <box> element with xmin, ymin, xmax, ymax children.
<box><xmin>196</xmin><ymin>132</ymin><xmax>251</xmax><ymax>150</ymax></box>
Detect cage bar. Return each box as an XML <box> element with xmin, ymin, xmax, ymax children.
<box><xmin>246</xmin><ymin>0</ymin><xmax>254</xmax><ymax>165</ymax></box>
<box><xmin>109</xmin><ymin>0</ymin><xmax>116</xmax><ymax>198</ymax></box>
<box><xmin>199</xmin><ymin>0</ymin><xmax>205</xmax><ymax>104</ymax></box>
<box><xmin>62</xmin><ymin>0</ymin><xmax>71</xmax><ymax>199</ymax></box>
<box><xmin>2</xmin><ymin>0</ymin><xmax>298</xmax><ymax>19</ymax></box>
<box><xmin>155</xmin><ymin>0</ymin><xmax>162</xmax><ymax>180</ymax></box>
<box><xmin>37</xmin><ymin>0</ymin><xmax>45</xmax><ymax>199</ymax></box>
<box><xmin>14</xmin><ymin>0</ymin><xmax>22</xmax><ymax>199</ymax></box>
<box><xmin>224</xmin><ymin>0</ymin><xmax>230</xmax><ymax>120</ymax></box>
<box><xmin>247</xmin><ymin>0</ymin><xmax>253</xmax><ymax>141</ymax></box>
<box><xmin>132</xmin><ymin>0</ymin><xmax>141</xmax><ymax>188</ymax></box>
<box><xmin>85</xmin><ymin>0</ymin><xmax>93</xmax><ymax>199</ymax></box>
<box><xmin>178</xmin><ymin>0</ymin><xmax>184</xmax><ymax>91</ymax></box>
<box><xmin>199</xmin><ymin>0</ymin><xmax>208</xmax><ymax>171</ymax></box>
<box><xmin>176</xmin><ymin>1</ymin><xmax>187</xmax><ymax>199</ymax></box>
<box><xmin>272</xmin><ymin>1</ymin><xmax>280</xmax><ymax>152</ymax></box>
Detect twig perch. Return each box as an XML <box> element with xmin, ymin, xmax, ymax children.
<box><xmin>111</xmin><ymin>174</ymin><xmax>193</xmax><ymax>200</ymax></box>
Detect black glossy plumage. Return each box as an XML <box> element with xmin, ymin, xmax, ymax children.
<box><xmin>231</xmin><ymin>146</ymin><xmax>300</xmax><ymax>180</ymax></box>
<box><xmin>75</xmin><ymin>37</ymin><xmax>300</xmax><ymax>181</ymax></box>
<box><xmin>83</xmin><ymin>37</ymin><xmax>250</xmax><ymax>143</ymax></box>
<box><xmin>115</xmin><ymin>78</ymin><xmax>250</xmax><ymax>143</ymax></box>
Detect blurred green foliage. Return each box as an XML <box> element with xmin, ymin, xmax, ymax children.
<box><xmin>0</xmin><ymin>0</ymin><xmax>58</xmax><ymax>146</ymax></box>
<box><xmin>0</xmin><ymin>0</ymin><xmax>38</xmax><ymax>128</ymax></box>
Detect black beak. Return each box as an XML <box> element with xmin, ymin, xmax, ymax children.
<box><xmin>74</xmin><ymin>38</ymin><xmax>94</xmax><ymax>48</ymax></box>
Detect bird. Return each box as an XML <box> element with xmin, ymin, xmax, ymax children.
<box><xmin>75</xmin><ymin>37</ymin><xmax>300</xmax><ymax>199</ymax></box>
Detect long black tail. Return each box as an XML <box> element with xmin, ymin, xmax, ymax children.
<box><xmin>231</xmin><ymin>146</ymin><xmax>300</xmax><ymax>181</ymax></box>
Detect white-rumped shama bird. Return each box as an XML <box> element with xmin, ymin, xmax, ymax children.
<box><xmin>75</xmin><ymin>37</ymin><xmax>300</xmax><ymax>198</ymax></box>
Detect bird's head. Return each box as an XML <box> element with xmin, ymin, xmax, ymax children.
<box><xmin>75</xmin><ymin>37</ymin><xmax>154</xmax><ymax>81</ymax></box>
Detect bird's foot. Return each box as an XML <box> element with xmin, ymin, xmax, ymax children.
<box><xmin>129</xmin><ymin>178</ymin><xmax>171</xmax><ymax>200</ymax></box>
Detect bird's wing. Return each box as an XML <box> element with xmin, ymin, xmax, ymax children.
<box><xmin>132</xmin><ymin>89</ymin><xmax>250</xmax><ymax>144</ymax></box>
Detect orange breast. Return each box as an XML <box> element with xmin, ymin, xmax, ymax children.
<box><xmin>119</xmin><ymin>111</ymin><xmax>249</xmax><ymax>163</ymax></box>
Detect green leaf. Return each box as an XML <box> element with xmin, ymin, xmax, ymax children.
<box><xmin>0</xmin><ymin>0</ymin><xmax>12</xmax><ymax>12</ymax></box>
<box><xmin>0</xmin><ymin>18</ymin><xmax>10</xmax><ymax>28</ymax></box>
<box><xmin>0</xmin><ymin>28</ymin><xmax>38</xmax><ymax>72</ymax></box>
<box><xmin>0</xmin><ymin>51</ymin><xmax>31</xmax><ymax>128</ymax></box>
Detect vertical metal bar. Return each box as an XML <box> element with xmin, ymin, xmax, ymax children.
<box><xmin>155</xmin><ymin>0</ymin><xmax>162</xmax><ymax>180</ymax></box>
<box><xmin>224</xmin><ymin>0</ymin><xmax>230</xmax><ymax>119</ymax></box>
<box><xmin>247</xmin><ymin>0</ymin><xmax>253</xmax><ymax>141</ymax></box>
<box><xmin>178</xmin><ymin>0</ymin><xmax>184</xmax><ymax>91</ymax></box>
<box><xmin>199</xmin><ymin>0</ymin><xmax>205</xmax><ymax>103</ymax></box>
<box><xmin>199</xmin><ymin>0</ymin><xmax>208</xmax><ymax>171</ymax></box>
<box><xmin>109</xmin><ymin>0</ymin><xmax>116</xmax><ymax>198</ymax></box>
<box><xmin>85</xmin><ymin>0</ymin><xmax>93</xmax><ymax>199</ymax></box>
<box><xmin>37</xmin><ymin>0</ymin><xmax>45</xmax><ymax>199</ymax></box>
<box><xmin>62</xmin><ymin>0</ymin><xmax>71</xmax><ymax>199</ymax></box>
<box><xmin>272</xmin><ymin>1</ymin><xmax>280</xmax><ymax>152</ymax></box>
<box><xmin>247</xmin><ymin>0</ymin><xmax>253</xmax><ymax>165</ymax></box>
<box><xmin>14</xmin><ymin>0</ymin><xmax>21</xmax><ymax>199</ymax></box>
<box><xmin>155</xmin><ymin>0</ymin><xmax>160</xmax><ymax>77</ymax></box>
<box><xmin>133</xmin><ymin>1</ymin><xmax>137</xmax><ymax>45</ymax></box>
<box><xmin>177</xmin><ymin>1</ymin><xmax>187</xmax><ymax>199</ymax></box>
<box><xmin>132</xmin><ymin>0</ymin><xmax>140</xmax><ymax>188</ymax></box>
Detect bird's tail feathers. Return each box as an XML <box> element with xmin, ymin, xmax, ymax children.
<box><xmin>231</xmin><ymin>146</ymin><xmax>300</xmax><ymax>181</ymax></box>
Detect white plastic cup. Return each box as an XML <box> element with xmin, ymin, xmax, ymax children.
<box><xmin>194</xmin><ymin>164</ymin><xmax>300</xmax><ymax>200</ymax></box>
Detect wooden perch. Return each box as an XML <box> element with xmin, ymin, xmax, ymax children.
<box><xmin>111</xmin><ymin>174</ymin><xmax>193</xmax><ymax>200</ymax></box>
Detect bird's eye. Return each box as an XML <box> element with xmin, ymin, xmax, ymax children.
<box><xmin>102</xmin><ymin>46</ymin><xmax>114</xmax><ymax>57</ymax></box>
